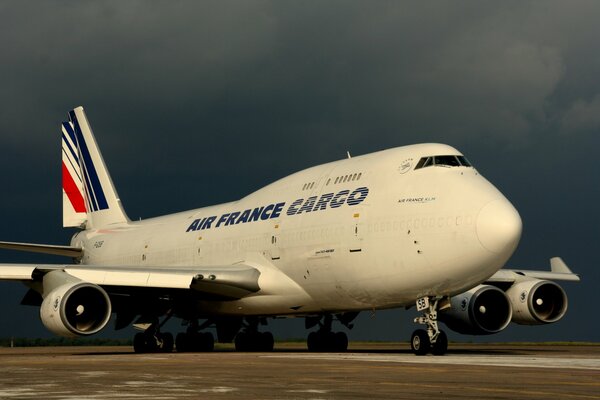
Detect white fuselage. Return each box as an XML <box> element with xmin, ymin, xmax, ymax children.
<box><xmin>71</xmin><ymin>143</ymin><xmax>522</xmax><ymax>317</ymax></box>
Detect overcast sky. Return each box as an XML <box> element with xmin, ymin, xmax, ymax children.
<box><xmin>0</xmin><ymin>1</ymin><xmax>598</xmax><ymax>343</ymax></box>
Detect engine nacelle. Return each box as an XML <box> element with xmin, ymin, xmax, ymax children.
<box><xmin>440</xmin><ymin>285</ymin><xmax>512</xmax><ymax>335</ymax></box>
<box><xmin>506</xmin><ymin>279</ymin><xmax>568</xmax><ymax>325</ymax></box>
<box><xmin>40</xmin><ymin>272</ymin><xmax>112</xmax><ymax>337</ymax></box>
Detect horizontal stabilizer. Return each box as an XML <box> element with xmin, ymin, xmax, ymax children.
<box><xmin>0</xmin><ymin>241</ymin><xmax>82</xmax><ymax>258</ymax></box>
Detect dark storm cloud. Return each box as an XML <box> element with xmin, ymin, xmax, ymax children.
<box><xmin>0</xmin><ymin>1</ymin><xmax>598</xmax><ymax>341</ymax></box>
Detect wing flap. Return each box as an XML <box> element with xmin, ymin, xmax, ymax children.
<box><xmin>0</xmin><ymin>265</ymin><xmax>37</xmax><ymax>280</ymax></box>
<box><xmin>0</xmin><ymin>263</ymin><xmax>261</xmax><ymax>299</ymax></box>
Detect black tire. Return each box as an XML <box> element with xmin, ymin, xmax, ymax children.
<box><xmin>260</xmin><ymin>332</ymin><xmax>274</xmax><ymax>352</ymax></box>
<box><xmin>235</xmin><ymin>332</ymin><xmax>248</xmax><ymax>352</ymax></box>
<box><xmin>307</xmin><ymin>331</ymin><xmax>319</xmax><ymax>352</ymax></box>
<box><xmin>161</xmin><ymin>332</ymin><xmax>174</xmax><ymax>353</ymax></box>
<box><xmin>334</xmin><ymin>332</ymin><xmax>348</xmax><ymax>352</ymax></box>
<box><xmin>431</xmin><ymin>331</ymin><xmax>448</xmax><ymax>356</ymax></box>
<box><xmin>176</xmin><ymin>332</ymin><xmax>189</xmax><ymax>352</ymax></box>
<box><xmin>133</xmin><ymin>332</ymin><xmax>146</xmax><ymax>353</ymax></box>
<box><xmin>410</xmin><ymin>329</ymin><xmax>430</xmax><ymax>356</ymax></box>
<box><xmin>200</xmin><ymin>332</ymin><xmax>215</xmax><ymax>352</ymax></box>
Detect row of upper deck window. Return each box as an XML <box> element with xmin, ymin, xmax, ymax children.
<box><xmin>329</xmin><ymin>172</ymin><xmax>362</xmax><ymax>186</ymax></box>
<box><xmin>301</xmin><ymin>155</ymin><xmax>468</xmax><ymax>191</ymax></box>
<box><xmin>414</xmin><ymin>155</ymin><xmax>473</xmax><ymax>170</ymax></box>
<box><xmin>302</xmin><ymin>172</ymin><xmax>363</xmax><ymax>191</ymax></box>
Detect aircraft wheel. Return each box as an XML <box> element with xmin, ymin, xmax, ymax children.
<box><xmin>307</xmin><ymin>331</ymin><xmax>320</xmax><ymax>352</ymax></box>
<box><xmin>176</xmin><ymin>332</ymin><xmax>189</xmax><ymax>352</ymax></box>
<box><xmin>260</xmin><ymin>332</ymin><xmax>274</xmax><ymax>351</ymax></box>
<box><xmin>411</xmin><ymin>329</ymin><xmax>430</xmax><ymax>356</ymax></box>
<box><xmin>133</xmin><ymin>332</ymin><xmax>146</xmax><ymax>353</ymax></box>
<box><xmin>160</xmin><ymin>332</ymin><xmax>174</xmax><ymax>353</ymax></box>
<box><xmin>334</xmin><ymin>332</ymin><xmax>348</xmax><ymax>352</ymax></box>
<box><xmin>235</xmin><ymin>332</ymin><xmax>249</xmax><ymax>351</ymax></box>
<box><xmin>199</xmin><ymin>332</ymin><xmax>215</xmax><ymax>352</ymax></box>
<box><xmin>431</xmin><ymin>331</ymin><xmax>448</xmax><ymax>356</ymax></box>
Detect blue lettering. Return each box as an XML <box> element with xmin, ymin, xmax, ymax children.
<box><xmin>287</xmin><ymin>199</ymin><xmax>303</xmax><ymax>216</ymax></box>
<box><xmin>225</xmin><ymin>212</ymin><xmax>240</xmax><ymax>226</ymax></box>
<box><xmin>249</xmin><ymin>206</ymin><xmax>264</xmax><ymax>222</ymax></box>
<box><xmin>347</xmin><ymin>187</ymin><xmax>369</xmax><ymax>206</ymax></box>
<box><xmin>261</xmin><ymin>204</ymin><xmax>275</xmax><ymax>220</ymax></box>
<box><xmin>202</xmin><ymin>216</ymin><xmax>216</xmax><ymax>230</ymax></box>
<box><xmin>313</xmin><ymin>193</ymin><xmax>333</xmax><ymax>211</ymax></box>
<box><xmin>297</xmin><ymin>196</ymin><xmax>317</xmax><ymax>214</ymax></box>
<box><xmin>330</xmin><ymin>190</ymin><xmax>349</xmax><ymax>208</ymax></box>
<box><xmin>186</xmin><ymin>219</ymin><xmax>200</xmax><ymax>232</ymax></box>
<box><xmin>236</xmin><ymin>209</ymin><xmax>251</xmax><ymax>224</ymax></box>
<box><xmin>216</xmin><ymin>213</ymin><xmax>230</xmax><ymax>228</ymax></box>
<box><xmin>271</xmin><ymin>202</ymin><xmax>285</xmax><ymax>218</ymax></box>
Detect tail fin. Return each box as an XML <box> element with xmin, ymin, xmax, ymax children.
<box><xmin>62</xmin><ymin>106</ymin><xmax>129</xmax><ymax>229</ymax></box>
<box><xmin>62</xmin><ymin>121</ymin><xmax>87</xmax><ymax>227</ymax></box>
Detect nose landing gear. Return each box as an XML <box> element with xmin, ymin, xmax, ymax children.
<box><xmin>411</xmin><ymin>296</ymin><xmax>449</xmax><ymax>356</ymax></box>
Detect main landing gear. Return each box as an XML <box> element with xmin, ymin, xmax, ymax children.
<box><xmin>176</xmin><ymin>319</ymin><xmax>215</xmax><ymax>352</ymax></box>
<box><xmin>306</xmin><ymin>314</ymin><xmax>350</xmax><ymax>352</ymax></box>
<box><xmin>411</xmin><ymin>297</ymin><xmax>449</xmax><ymax>356</ymax></box>
<box><xmin>234</xmin><ymin>317</ymin><xmax>274</xmax><ymax>352</ymax></box>
<box><xmin>133</xmin><ymin>315</ymin><xmax>174</xmax><ymax>353</ymax></box>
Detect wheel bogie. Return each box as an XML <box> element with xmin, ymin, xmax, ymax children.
<box><xmin>176</xmin><ymin>331</ymin><xmax>214</xmax><ymax>352</ymax></box>
<box><xmin>306</xmin><ymin>331</ymin><xmax>348</xmax><ymax>352</ymax></box>
<box><xmin>234</xmin><ymin>331</ymin><xmax>275</xmax><ymax>352</ymax></box>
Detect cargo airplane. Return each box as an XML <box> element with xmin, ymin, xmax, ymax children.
<box><xmin>0</xmin><ymin>107</ymin><xmax>580</xmax><ymax>355</ymax></box>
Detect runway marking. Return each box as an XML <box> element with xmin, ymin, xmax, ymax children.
<box><xmin>263</xmin><ymin>353</ymin><xmax>600</xmax><ymax>370</ymax></box>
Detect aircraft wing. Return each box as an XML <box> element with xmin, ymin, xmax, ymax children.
<box><xmin>487</xmin><ymin>257</ymin><xmax>580</xmax><ymax>283</ymax></box>
<box><xmin>0</xmin><ymin>263</ymin><xmax>261</xmax><ymax>299</ymax></box>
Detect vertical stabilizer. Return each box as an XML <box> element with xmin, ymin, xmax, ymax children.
<box><xmin>66</xmin><ymin>106</ymin><xmax>129</xmax><ymax>229</ymax></box>
<box><xmin>62</xmin><ymin>121</ymin><xmax>87</xmax><ymax>227</ymax></box>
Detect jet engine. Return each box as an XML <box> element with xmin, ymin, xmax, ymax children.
<box><xmin>506</xmin><ymin>279</ymin><xmax>568</xmax><ymax>325</ymax></box>
<box><xmin>40</xmin><ymin>271</ymin><xmax>112</xmax><ymax>337</ymax></box>
<box><xmin>440</xmin><ymin>285</ymin><xmax>512</xmax><ymax>335</ymax></box>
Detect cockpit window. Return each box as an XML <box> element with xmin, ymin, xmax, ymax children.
<box><xmin>414</xmin><ymin>155</ymin><xmax>473</xmax><ymax>170</ymax></box>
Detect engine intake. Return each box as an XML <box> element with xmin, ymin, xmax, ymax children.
<box><xmin>40</xmin><ymin>272</ymin><xmax>111</xmax><ymax>337</ymax></box>
<box><xmin>506</xmin><ymin>279</ymin><xmax>568</xmax><ymax>325</ymax></box>
<box><xmin>440</xmin><ymin>285</ymin><xmax>512</xmax><ymax>335</ymax></box>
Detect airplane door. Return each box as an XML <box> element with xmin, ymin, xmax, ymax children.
<box><xmin>270</xmin><ymin>233</ymin><xmax>280</xmax><ymax>260</ymax></box>
<box><xmin>349</xmin><ymin>208</ymin><xmax>363</xmax><ymax>253</ymax></box>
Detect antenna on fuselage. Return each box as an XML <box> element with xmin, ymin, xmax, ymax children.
<box><xmin>346</xmin><ymin>151</ymin><xmax>352</xmax><ymax>159</ymax></box>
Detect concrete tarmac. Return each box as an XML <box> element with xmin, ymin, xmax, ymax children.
<box><xmin>0</xmin><ymin>343</ymin><xmax>598</xmax><ymax>399</ymax></box>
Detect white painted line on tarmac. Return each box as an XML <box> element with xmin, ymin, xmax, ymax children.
<box><xmin>263</xmin><ymin>353</ymin><xmax>600</xmax><ymax>370</ymax></box>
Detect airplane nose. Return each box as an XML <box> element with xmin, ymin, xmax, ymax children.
<box><xmin>476</xmin><ymin>199</ymin><xmax>522</xmax><ymax>254</ymax></box>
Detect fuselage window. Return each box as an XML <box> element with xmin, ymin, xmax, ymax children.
<box><xmin>302</xmin><ymin>183</ymin><xmax>307</xmax><ymax>190</ymax></box>
<box><xmin>352</xmin><ymin>173</ymin><xmax>357</xmax><ymax>181</ymax></box>
<box><xmin>414</xmin><ymin>155</ymin><xmax>473</xmax><ymax>170</ymax></box>
<box><xmin>434</xmin><ymin>155</ymin><xmax>460</xmax><ymax>167</ymax></box>
<box><xmin>335</xmin><ymin>177</ymin><xmax>339</xmax><ymax>184</ymax></box>
<box><xmin>457</xmin><ymin>156</ymin><xmax>472</xmax><ymax>167</ymax></box>
<box><xmin>357</xmin><ymin>172</ymin><xmax>362</xmax><ymax>180</ymax></box>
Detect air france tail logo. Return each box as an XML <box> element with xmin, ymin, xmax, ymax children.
<box><xmin>67</xmin><ymin>111</ymin><xmax>109</xmax><ymax>212</ymax></box>
<box><xmin>186</xmin><ymin>187</ymin><xmax>369</xmax><ymax>232</ymax></box>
